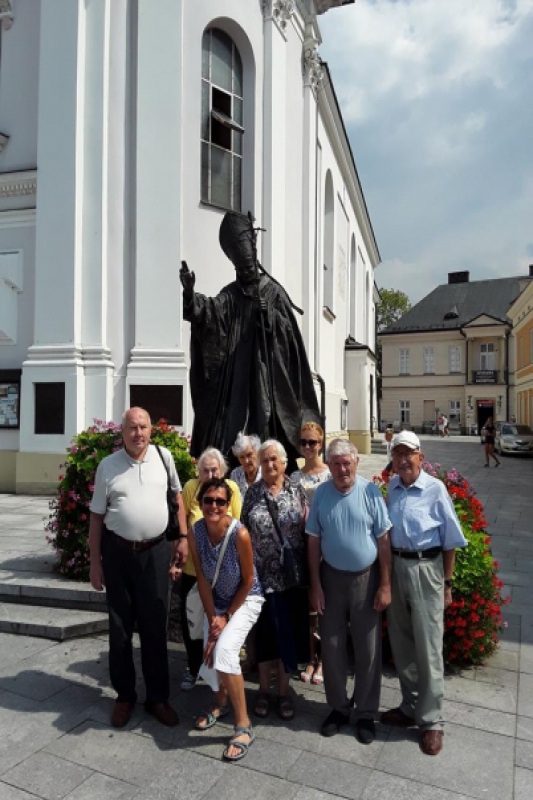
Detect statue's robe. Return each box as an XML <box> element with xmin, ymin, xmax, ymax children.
<box><xmin>183</xmin><ymin>276</ymin><xmax>320</xmax><ymax>462</ymax></box>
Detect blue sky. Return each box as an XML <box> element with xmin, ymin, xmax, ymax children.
<box><xmin>319</xmin><ymin>0</ymin><xmax>533</xmax><ymax>304</ymax></box>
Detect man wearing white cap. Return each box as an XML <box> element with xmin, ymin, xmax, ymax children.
<box><xmin>382</xmin><ymin>431</ymin><xmax>467</xmax><ymax>756</ymax></box>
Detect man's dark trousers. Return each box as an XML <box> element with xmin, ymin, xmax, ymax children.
<box><xmin>101</xmin><ymin>532</ymin><xmax>170</xmax><ymax>705</ymax></box>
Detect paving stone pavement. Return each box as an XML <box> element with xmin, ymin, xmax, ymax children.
<box><xmin>0</xmin><ymin>436</ymin><xmax>531</xmax><ymax>798</ymax></box>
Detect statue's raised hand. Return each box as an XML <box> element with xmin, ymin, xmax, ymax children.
<box><xmin>180</xmin><ymin>261</ymin><xmax>196</xmax><ymax>298</ymax></box>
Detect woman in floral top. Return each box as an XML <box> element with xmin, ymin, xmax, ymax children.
<box><xmin>291</xmin><ymin>421</ymin><xmax>330</xmax><ymax>685</ymax></box>
<box><xmin>242</xmin><ymin>439</ymin><xmax>310</xmax><ymax>721</ymax></box>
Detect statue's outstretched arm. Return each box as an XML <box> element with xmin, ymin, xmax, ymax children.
<box><xmin>180</xmin><ymin>260</ymin><xmax>196</xmax><ymax>302</ymax></box>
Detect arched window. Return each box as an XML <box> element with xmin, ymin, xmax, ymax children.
<box><xmin>323</xmin><ymin>171</ymin><xmax>335</xmax><ymax>314</ymax></box>
<box><xmin>349</xmin><ymin>234</ymin><xmax>356</xmax><ymax>337</ymax></box>
<box><xmin>365</xmin><ymin>271</ymin><xmax>370</xmax><ymax>344</ymax></box>
<box><xmin>201</xmin><ymin>28</ymin><xmax>243</xmax><ymax>211</ymax></box>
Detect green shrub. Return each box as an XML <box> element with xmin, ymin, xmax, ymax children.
<box><xmin>45</xmin><ymin>419</ymin><xmax>196</xmax><ymax>580</ymax></box>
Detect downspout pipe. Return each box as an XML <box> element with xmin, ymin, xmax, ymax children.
<box><xmin>505</xmin><ymin>330</ymin><xmax>510</xmax><ymax>418</ymax></box>
<box><xmin>460</xmin><ymin>328</ymin><xmax>468</xmax><ymax>435</ymax></box>
<box><xmin>312</xmin><ymin>370</ymin><xmax>326</xmax><ymax>453</ymax></box>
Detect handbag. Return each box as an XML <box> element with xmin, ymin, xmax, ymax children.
<box><xmin>155</xmin><ymin>444</ymin><xmax>180</xmax><ymax>541</ymax></box>
<box><xmin>186</xmin><ymin>519</ymin><xmax>237</xmax><ymax>640</ymax></box>
<box><xmin>263</xmin><ymin>491</ymin><xmax>309</xmax><ymax>590</ymax></box>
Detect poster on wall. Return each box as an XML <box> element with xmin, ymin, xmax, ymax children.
<box><xmin>0</xmin><ymin>382</ymin><xmax>20</xmax><ymax>429</ymax></box>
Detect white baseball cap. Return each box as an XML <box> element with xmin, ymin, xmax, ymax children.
<box><xmin>391</xmin><ymin>430</ymin><xmax>421</xmax><ymax>451</ymax></box>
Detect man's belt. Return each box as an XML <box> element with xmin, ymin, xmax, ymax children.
<box><xmin>108</xmin><ymin>531</ymin><xmax>165</xmax><ymax>552</ymax></box>
<box><xmin>392</xmin><ymin>547</ymin><xmax>442</xmax><ymax>560</ymax></box>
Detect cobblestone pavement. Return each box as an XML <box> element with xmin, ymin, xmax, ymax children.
<box><xmin>0</xmin><ymin>436</ymin><xmax>531</xmax><ymax>798</ymax></box>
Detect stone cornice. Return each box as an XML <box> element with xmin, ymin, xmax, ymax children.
<box><xmin>303</xmin><ymin>28</ymin><xmax>324</xmax><ymax>89</ymax></box>
<box><xmin>0</xmin><ymin>209</ymin><xmax>36</xmax><ymax>229</ymax></box>
<box><xmin>316</xmin><ymin>0</ymin><xmax>355</xmax><ymax>14</ymax></box>
<box><xmin>0</xmin><ymin>170</ymin><xmax>37</xmax><ymax>198</ymax></box>
<box><xmin>263</xmin><ymin>0</ymin><xmax>296</xmax><ymax>32</ymax></box>
<box><xmin>0</xmin><ymin>0</ymin><xmax>13</xmax><ymax>30</ymax></box>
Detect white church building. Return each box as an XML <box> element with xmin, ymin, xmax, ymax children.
<box><xmin>0</xmin><ymin>0</ymin><xmax>380</xmax><ymax>493</ymax></box>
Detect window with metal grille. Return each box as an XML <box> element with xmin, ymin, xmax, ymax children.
<box><xmin>201</xmin><ymin>28</ymin><xmax>243</xmax><ymax>211</ymax></box>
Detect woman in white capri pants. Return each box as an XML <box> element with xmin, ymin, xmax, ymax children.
<box><xmin>187</xmin><ymin>477</ymin><xmax>264</xmax><ymax>761</ymax></box>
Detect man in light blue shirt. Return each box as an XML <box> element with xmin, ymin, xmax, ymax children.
<box><xmin>307</xmin><ymin>439</ymin><xmax>392</xmax><ymax>745</ymax></box>
<box><xmin>382</xmin><ymin>430</ymin><xmax>467</xmax><ymax>757</ymax></box>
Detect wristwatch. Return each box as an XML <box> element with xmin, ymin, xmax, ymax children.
<box><xmin>444</xmin><ymin>578</ymin><xmax>454</xmax><ymax>589</ymax></box>
<box><xmin>224</xmin><ymin>611</ymin><xmax>233</xmax><ymax>622</ymax></box>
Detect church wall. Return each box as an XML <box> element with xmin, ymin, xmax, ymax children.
<box><xmin>0</xmin><ymin>0</ymin><xmax>40</xmax><ymax>172</ymax></box>
<box><xmin>0</xmin><ymin>0</ymin><xmax>380</xmax><ymax>490</ymax></box>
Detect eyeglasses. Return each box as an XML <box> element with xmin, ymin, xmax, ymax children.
<box><xmin>202</xmin><ymin>497</ymin><xmax>228</xmax><ymax>507</ymax></box>
<box><xmin>300</xmin><ymin>439</ymin><xmax>319</xmax><ymax>448</ymax></box>
<box><xmin>392</xmin><ymin>450</ymin><xmax>419</xmax><ymax>460</ymax></box>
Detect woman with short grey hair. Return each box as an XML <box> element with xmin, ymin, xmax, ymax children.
<box><xmin>242</xmin><ymin>439</ymin><xmax>309</xmax><ymax>721</ymax></box>
<box><xmin>258</xmin><ymin>438</ymin><xmax>288</xmax><ymax>464</ymax></box>
<box><xmin>197</xmin><ymin>447</ymin><xmax>229</xmax><ymax>476</ymax></box>
<box><xmin>230</xmin><ymin>432</ymin><xmax>262</xmax><ymax>501</ymax></box>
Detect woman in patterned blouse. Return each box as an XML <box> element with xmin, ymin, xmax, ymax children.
<box><xmin>242</xmin><ymin>440</ymin><xmax>310</xmax><ymax>721</ymax></box>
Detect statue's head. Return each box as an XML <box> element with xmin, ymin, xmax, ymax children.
<box><xmin>219</xmin><ymin>212</ymin><xmax>257</xmax><ymax>286</ymax></box>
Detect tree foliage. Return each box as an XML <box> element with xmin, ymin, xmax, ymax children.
<box><xmin>377</xmin><ymin>288</ymin><xmax>411</xmax><ymax>332</ymax></box>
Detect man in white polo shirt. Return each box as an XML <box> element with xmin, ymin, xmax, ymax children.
<box><xmin>307</xmin><ymin>438</ymin><xmax>392</xmax><ymax>745</ymax></box>
<box><xmin>89</xmin><ymin>407</ymin><xmax>188</xmax><ymax>729</ymax></box>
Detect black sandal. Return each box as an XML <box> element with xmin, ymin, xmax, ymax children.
<box><xmin>253</xmin><ymin>691</ymin><xmax>270</xmax><ymax>718</ymax></box>
<box><xmin>277</xmin><ymin>694</ymin><xmax>294</xmax><ymax>721</ymax></box>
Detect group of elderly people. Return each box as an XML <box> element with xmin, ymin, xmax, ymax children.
<box><xmin>175</xmin><ymin>424</ymin><xmax>467</xmax><ymax>762</ymax></box>
<box><xmin>91</xmin><ymin>408</ymin><xmax>466</xmax><ymax>763</ymax></box>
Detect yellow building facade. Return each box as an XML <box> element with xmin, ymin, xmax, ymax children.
<box><xmin>508</xmin><ymin>280</ymin><xmax>533</xmax><ymax>426</ymax></box>
<box><xmin>380</xmin><ymin>272</ymin><xmax>533</xmax><ymax>434</ymax></box>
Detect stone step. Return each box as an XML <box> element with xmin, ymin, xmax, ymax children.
<box><xmin>0</xmin><ymin>602</ymin><xmax>109</xmax><ymax>641</ymax></box>
<box><xmin>0</xmin><ymin>570</ymin><xmax>107</xmax><ymax>612</ymax></box>
<box><xmin>371</xmin><ymin>440</ymin><xmax>388</xmax><ymax>455</ymax></box>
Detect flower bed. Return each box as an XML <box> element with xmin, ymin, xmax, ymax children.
<box><xmin>45</xmin><ymin>419</ymin><xmax>196</xmax><ymax>580</ymax></box>
<box><xmin>375</xmin><ymin>462</ymin><xmax>508</xmax><ymax>667</ymax></box>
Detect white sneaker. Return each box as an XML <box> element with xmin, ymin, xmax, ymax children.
<box><xmin>180</xmin><ymin>670</ymin><xmax>198</xmax><ymax>691</ymax></box>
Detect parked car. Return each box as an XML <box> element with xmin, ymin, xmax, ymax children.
<box><xmin>494</xmin><ymin>422</ymin><xmax>533</xmax><ymax>456</ymax></box>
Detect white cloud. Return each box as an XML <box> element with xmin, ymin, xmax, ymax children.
<box><xmin>318</xmin><ymin>0</ymin><xmax>533</xmax><ymax>303</ymax></box>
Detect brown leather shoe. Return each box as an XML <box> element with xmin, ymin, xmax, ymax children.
<box><xmin>380</xmin><ymin>707</ymin><xmax>415</xmax><ymax>727</ymax></box>
<box><xmin>111</xmin><ymin>700</ymin><xmax>134</xmax><ymax>728</ymax></box>
<box><xmin>421</xmin><ymin>729</ymin><xmax>444</xmax><ymax>756</ymax></box>
<box><xmin>145</xmin><ymin>701</ymin><xmax>179</xmax><ymax>727</ymax></box>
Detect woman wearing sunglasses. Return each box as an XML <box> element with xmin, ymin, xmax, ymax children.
<box><xmin>291</xmin><ymin>422</ymin><xmax>330</xmax><ymax>685</ymax></box>
<box><xmin>178</xmin><ymin>449</ymin><xmax>242</xmax><ymax>691</ymax></box>
<box><xmin>187</xmin><ymin>478</ymin><xmax>264</xmax><ymax>762</ymax></box>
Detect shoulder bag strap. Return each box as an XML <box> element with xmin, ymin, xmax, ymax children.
<box><xmin>211</xmin><ymin>518</ymin><xmax>238</xmax><ymax>589</ymax></box>
<box><xmin>263</xmin><ymin>491</ymin><xmax>287</xmax><ymax>548</ymax></box>
<box><xmin>155</xmin><ymin>444</ymin><xmax>172</xmax><ymax>493</ymax></box>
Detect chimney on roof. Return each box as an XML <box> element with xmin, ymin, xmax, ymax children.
<box><xmin>529</xmin><ymin>264</ymin><xmax>533</xmax><ymax>277</ymax></box>
<box><xmin>448</xmin><ymin>271</ymin><xmax>470</xmax><ymax>284</ymax></box>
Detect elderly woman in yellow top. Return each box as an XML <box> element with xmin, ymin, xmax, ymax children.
<box><xmin>178</xmin><ymin>447</ymin><xmax>242</xmax><ymax>690</ymax></box>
